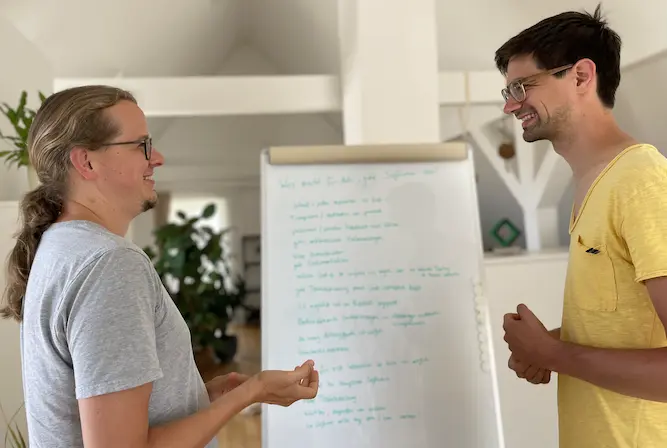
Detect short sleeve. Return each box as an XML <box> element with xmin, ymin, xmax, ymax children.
<box><xmin>620</xmin><ymin>178</ymin><xmax>667</xmax><ymax>283</ymax></box>
<box><xmin>63</xmin><ymin>247</ymin><xmax>164</xmax><ymax>399</ymax></box>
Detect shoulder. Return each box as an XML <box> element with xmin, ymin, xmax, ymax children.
<box><xmin>605</xmin><ymin>144</ymin><xmax>667</xmax><ymax>215</ymax></box>
<box><xmin>612</xmin><ymin>144</ymin><xmax>667</xmax><ymax>195</ymax></box>
<box><xmin>71</xmin><ymin>245</ymin><xmax>159</xmax><ymax>293</ymax></box>
<box><xmin>604</xmin><ymin>145</ymin><xmax>667</xmax><ymax>236</ymax></box>
<box><xmin>84</xmin><ymin>246</ymin><xmax>155</xmax><ymax>278</ymax></box>
<box><xmin>57</xmin><ymin>244</ymin><xmax>162</xmax><ymax>321</ymax></box>
<box><xmin>42</xmin><ymin>220</ymin><xmax>156</xmax><ymax>278</ymax></box>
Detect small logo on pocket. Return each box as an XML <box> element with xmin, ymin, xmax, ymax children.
<box><xmin>586</xmin><ymin>248</ymin><xmax>600</xmax><ymax>254</ymax></box>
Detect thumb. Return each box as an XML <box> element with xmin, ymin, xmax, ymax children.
<box><xmin>517</xmin><ymin>303</ymin><xmax>536</xmax><ymax>320</ymax></box>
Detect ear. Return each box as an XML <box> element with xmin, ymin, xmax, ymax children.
<box><xmin>572</xmin><ymin>58</ymin><xmax>597</xmax><ymax>94</ymax></box>
<box><xmin>69</xmin><ymin>146</ymin><xmax>97</xmax><ymax>180</ymax></box>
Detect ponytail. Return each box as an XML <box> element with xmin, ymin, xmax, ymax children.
<box><xmin>1</xmin><ymin>183</ymin><xmax>63</xmax><ymax>322</ymax></box>
<box><xmin>1</xmin><ymin>85</ymin><xmax>135</xmax><ymax>321</ymax></box>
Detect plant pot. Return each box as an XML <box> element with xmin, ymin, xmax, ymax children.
<box><xmin>212</xmin><ymin>334</ymin><xmax>238</xmax><ymax>365</ymax></box>
<box><xmin>27</xmin><ymin>165</ymin><xmax>40</xmax><ymax>189</ymax></box>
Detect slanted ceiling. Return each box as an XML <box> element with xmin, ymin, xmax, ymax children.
<box><xmin>0</xmin><ymin>0</ymin><xmax>244</xmax><ymax>77</ymax></box>
<box><xmin>2</xmin><ymin>0</ymin><xmax>667</xmax><ymax>77</ymax></box>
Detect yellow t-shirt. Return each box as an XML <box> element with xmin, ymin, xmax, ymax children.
<box><xmin>560</xmin><ymin>143</ymin><xmax>667</xmax><ymax>448</ymax></box>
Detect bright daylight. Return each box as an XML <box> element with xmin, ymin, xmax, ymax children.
<box><xmin>1</xmin><ymin>1</ymin><xmax>666</xmax><ymax>447</ymax></box>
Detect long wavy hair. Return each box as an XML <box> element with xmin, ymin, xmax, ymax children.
<box><xmin>1</xmin><ymin>85</ymin><xmax>136</xmax><ymax>322</ymax></box>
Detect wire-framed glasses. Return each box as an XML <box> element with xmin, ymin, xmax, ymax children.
<box><xmin>501</xmin><ymin>64</ymin><xmax>573</xmax><ymax>103</ymax></box>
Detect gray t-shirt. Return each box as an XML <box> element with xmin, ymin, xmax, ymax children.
<box><xmin>20</xmin><ymin>220</ymin><xmax>216</xmax><ymax>447</ymax></box>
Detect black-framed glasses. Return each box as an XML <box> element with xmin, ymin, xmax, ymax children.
<box><xmin>100</xmin><ymin>136</ymin><xmax>152</xmax><ymax>160</ymax></box>
<box><xmin>501</xmin><ymin>64</ymin><xmax>573</xmax><ymax>103</ymax></box>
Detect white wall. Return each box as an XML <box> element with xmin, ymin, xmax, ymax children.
<box><xmin>0</xmin><ymin>17</ymin><xmax>52</xmax><ymax>201</ymax></box>
<box><xmin>0</xmin><ymin>201</ymin><xmax>27</xmax><ymax>442</ymax></box>
<box><xmin>485</xmin><ymin>250</ymin><xmax>567</xmax><ymax>448</ymax></box>
<box><xmin>614</xmin><ymin>54</ymin><xmax>667</xmax><ymax>156</ymax></box>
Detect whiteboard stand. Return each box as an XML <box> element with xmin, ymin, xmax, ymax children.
<box><xmin>260</xmin><ymin>142</ymin><xmax>505</xmax><ymax>448</ymax></box>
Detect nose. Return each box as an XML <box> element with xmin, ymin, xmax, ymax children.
<box><xmin>503</xmin><ymin>98</ymin><xmax>521</xmax><ymax>115</ymax></box>
<box><xmin>150</xmin><ymin>147</ymin><xmax>165</xmax><ymax>167</ymax></box>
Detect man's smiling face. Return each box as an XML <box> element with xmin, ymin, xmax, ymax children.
<box><xmin>502</xmin><ymin>55</ymin><xmax>574</xmax><ymax>143</ymax></box>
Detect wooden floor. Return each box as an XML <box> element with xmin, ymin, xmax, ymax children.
<box><xmin>199</xmin><ymin>323</ymin><xmax>262</xmax><ymax>447</ymax></box>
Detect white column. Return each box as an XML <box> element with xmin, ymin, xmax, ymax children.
<box><xmin>536</xmin><ymin>207</ymin><xmax>560</xmax><ymax>248</ymax></box>
<box><xmin>337</xmin><ymin>0</ymin><xmax>440</xmax><ymax>144</ymax></box>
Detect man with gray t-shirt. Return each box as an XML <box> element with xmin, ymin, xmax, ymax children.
<box><xmin>21</xmin><ymin>220</ymin><xmax>215</xmax><ymax>447</ymax></box>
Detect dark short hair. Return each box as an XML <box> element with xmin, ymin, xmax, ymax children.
<box><xmin>494</xmin><ymin>3</ymin><xmax>622</xmax><ymax>108</ymax></box>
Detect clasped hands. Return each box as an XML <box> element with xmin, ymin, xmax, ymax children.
<box><xmin>503</xmin><ymin>304</ymin><xmax>559</xmax><ymax>385</ymax></box>
<box><xmin>205</xmin><ymin>359</ymin><xmax>320</xmax><ymax>407</ymax></box>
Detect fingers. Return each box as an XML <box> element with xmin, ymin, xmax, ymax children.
<box><xmin>258</xmin><ymin>360</ymin><xmax>319</xmax><ymax>407</ymax></box>
<box><xmin>508</xmin><ymin>354</ymin><xmax>551</xmax><ymax>384</ymax></box>
<box><xmin>290</xmin><ymin>360</ymin><xmax>315</xmax><ymax>380</ymax></box>
<box><xmin>295</xmin><ymin>368</ymin><xmax>319</xmax><ymax>400</ymax></box>
<box><xmin>289</xmin><ymin>361</ymin><xmax>319</xmax><ymax>399</ymax></box>
<box><xmin>234</xmin><ymin>373</ymin><xmax>251</xmax><ymax>385</ymax></box>
<box><xmin>526</xmin><ymin>370</ymin><xmax>543</xmax><ymax>384</ymax></box>
<box><xmin>307</xmin><ymin>368</ymin><xmax>319</xmax><ymax>395</ymax></box>
<box><xmin>523</xmin><ymin>365</ymin><xmax>540</xmax><ymax>381</ymax></box>
<box><xmin>508</xmin><ymin>354</ymin><xmax>527</xmax><ymax>377</ymax></box>
<box><xmin>502</xmin><ymin>313</ymin><xmax>519</xmax><ymax>329</ymax></box>
<box><xmin>528</xmin><ymin>368</ymin><xmax>551</xmax><ymax>384</ymax></box>
<box><xmin>294</xmin><ymin>366</ymin><xmax>303</xmax><ymax>386</ymax></box>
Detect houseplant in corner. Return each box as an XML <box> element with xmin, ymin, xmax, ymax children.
<box><xmin>144</xmin><ymin>203</ymin><xmax>246</xmax><ymax>366</ymax></box>
<box><xmin>0</xmin><ymin>90</ymin><xmax>47</xmax><ymax>189</ymax></box>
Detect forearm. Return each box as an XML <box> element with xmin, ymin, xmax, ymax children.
<box><xmin>549</xmin><ymin>327</ymin><xmax>561</xmax><ymax>339</ymax></box>
<box><xmin>548</xmin><ymin>342</ymin><xmax>667</xmax><ymax>402</ymax></box>
<box><xmin>147</xmin><ymin>380</ymin><xmax>258</xmax><ymax>448</ymax></box>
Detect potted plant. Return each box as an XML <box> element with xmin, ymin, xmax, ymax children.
<box><xmin>1</xmin><ymin>401</ymin><xmax>27</xmax><ymax>448</ymax></box>
<box><xmin>143</xmin><ymin>203</ymin><xmax>245</xmax><ymax>365</ymax></box>
<box><xmin>0</xmin><ymin>90</ymin><xmax>47</xmax><ymax>188</ymax></box>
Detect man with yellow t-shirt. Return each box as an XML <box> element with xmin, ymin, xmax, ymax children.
<box><xmin>495</xmin><ymin>5</ymin><xmax>667</xmax><ymax>448</ymax></box>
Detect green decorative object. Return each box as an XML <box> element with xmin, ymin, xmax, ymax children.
<box><xmin>491</xmin><ymin>218</ymin><xmax>521</xmax><ymax>247</ymax></box>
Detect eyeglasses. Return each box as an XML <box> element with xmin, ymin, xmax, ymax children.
<box><xmin>501</xmin><ymin>64</ymin><xmax>573</xmax><ymax>103</ymax></box>
<box><xmin>100</xmin><ymin>136</ymin><xmax>152</xmax><ymax>160</ymax></box>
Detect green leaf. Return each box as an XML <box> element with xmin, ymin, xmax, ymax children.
<box><xmin>1</xmin><ymin>401</ymin><xmax>27</xmax><ymax>448</ymax></box>
<box><xmin>0</xmin><ymin>90</ymin><xmax>42</xmax><ymax>170</ymax></box>
<box><xmin>201</xmin><ymin>203</ymin><xmax>216</xmax><ymax>218</ymax></box>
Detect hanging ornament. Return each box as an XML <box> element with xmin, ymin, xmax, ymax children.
<box><xmin>498</xmin><ymin>142</ymin><xmax>515</xmax><ymax>171</ymax></box>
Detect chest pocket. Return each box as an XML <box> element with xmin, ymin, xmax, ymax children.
<box><xmin>567</xmin><ymin>235</ymin><xmax>619</xmax><ymax>312</ymax></box>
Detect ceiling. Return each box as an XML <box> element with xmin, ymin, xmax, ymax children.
<box><xmin>1</xmin><ymin>0</ymin><xmax>665</xmax><ymax>78</ymax></box>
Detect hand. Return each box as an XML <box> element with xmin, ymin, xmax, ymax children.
<box><xmin>249</xmin><ymin>359</ymin><xmax>319</xmax><ymax>407</ymax></box>
<box><xmin>508</xmin><ymin>353</ymin><xmax>551</xmax><ymax>384</ymax></box>
<box><xmin>206</xmin><ymin>372</ymin><xmax>251</xmax><ymax>402</ymax></box>
<box><xmin>503</xmin><ymin>304</ymin><xmax>560</xmax><ymax>369</ymax></box>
